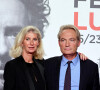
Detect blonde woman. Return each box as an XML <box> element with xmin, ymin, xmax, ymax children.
<box><xmin>3</xmin><ymin>26</ymin><xmax>45</xmax><ymax>90</ymax></box>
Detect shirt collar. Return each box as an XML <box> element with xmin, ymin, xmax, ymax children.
<box><xmin>62</xmin><ymin>53</ymin><xmax>79</xmax><ymax>66</ymax></box>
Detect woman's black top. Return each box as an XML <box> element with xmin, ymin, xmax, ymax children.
<box><xmin>25</xmin><ymin>61</ymin><xmax>45</xmax><ymax>90</ymax></box>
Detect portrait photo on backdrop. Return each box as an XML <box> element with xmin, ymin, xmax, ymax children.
<box><xmin>0</xmin><ymin>0</ymin><xmax>50</xmax><ymax>89</ymax></box>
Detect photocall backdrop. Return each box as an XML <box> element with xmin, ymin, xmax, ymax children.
<box><xmin>0</xmin><ymin>0</ymin><xmax>100</xmax><ymax>90</ymax></box>
<box><xmin>43</xmin><ymin>0</ymin><xmax>100</xmax><ymax>82</ymax></box>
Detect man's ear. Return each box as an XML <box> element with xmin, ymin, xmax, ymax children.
<box><xmin>58</xmin><ymin>40</ymin><xmax>60</xmax><ymax>46</ymax></box>
<box><xmin>78</xmin><ymin>40</ymin><xmax>81</xmax><ymax>47</ymax></box>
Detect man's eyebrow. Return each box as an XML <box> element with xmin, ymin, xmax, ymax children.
<box><xmin>70</xmin><ymin>38</ymin><xmax>75</xmax><ymax>39</ymax></box>
<box><xmin>60</xmin><ymin>38</ymin><xmax>65</xmax><ymax>39</ymax></box>
<box><xmin>4</xmin><ymin>26</ymin><xmax>22</xmax><ymax>36</ymax></box>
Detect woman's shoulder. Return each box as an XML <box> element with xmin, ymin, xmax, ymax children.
<box><xmin>5</xmin><ymin>60</ymin><xmax>15</xmax><ymax>68</ymax></box>
<box><xmin>4</xmin><ymin>56</ymin><xmax>22</xmax><ymax>67</ymax></box>
<box><xmin>34</xmin><ymin>58</ymin><xmax>45</xmax><ymax>66</ymax></box>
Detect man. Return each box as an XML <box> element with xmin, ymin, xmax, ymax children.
<box><xmin>0</xmin><ymin>0</ymin><xmax>50</xmax><ymax>89</ymax></box>
<box><xmin>45</xmin><ymin>24</ymin><xmax>99</xmax><ymax>90</ymax></box>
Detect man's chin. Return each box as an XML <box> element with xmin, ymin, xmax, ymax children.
<box><xmin>63</xmin><ymin>52</ymin><xmax>77</xmax><ymax>56</ymax></box>
<box><xmin>0</xmin><ymin>53</ymin><xmax>12</xmax><ymax>69</ymax></box>
<box><xmin>0</xmin><ymin>70</ymin><xmax>4</xmax><ymax>74</ymax></box>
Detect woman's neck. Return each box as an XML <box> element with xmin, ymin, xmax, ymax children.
<box><xmin>22</xmin><ymin>52</ymin><xmax>33</xmax><ymax>63</ymax></box>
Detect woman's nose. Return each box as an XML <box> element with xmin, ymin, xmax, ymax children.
<box><xmin>30</xmin><ymin>40</ymin><xmax>34</xmax><ymax>45</ymax></box>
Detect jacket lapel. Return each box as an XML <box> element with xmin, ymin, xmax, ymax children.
<box><xmin>54</xmin><ymin>55</ymin><xmax>85</xmax><ymax>90</ymax></box>
<box><xmin>55</xmin><ymin>56</ymin><xmax>62</xmax><ymax>90</ymax></box>
<box><xmin>17</xmin><ymin>56</ymin><xmax>35</xmax><ymax>90</ymax></box>
<box><xmin>79</xmin><ymin>60</ymin><xmax>86</xmax><ymax>90</ymax></box>
<box><xmin>34</xmin><ymin>59</ymin><xmax>45</xmax><ymax>83</ymax></box>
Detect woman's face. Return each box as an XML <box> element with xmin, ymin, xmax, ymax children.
<box><xmin>22</xmin><ymin>31</ymin><xmax>39</xmax><ymax>54</ymax></box>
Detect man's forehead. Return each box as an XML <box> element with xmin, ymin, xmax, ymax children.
<box><xmin>0</xmin><ymin>14</ymin><xmax>25</xmax><ymax>27</ymax></box>
<box><xmin>0</xmin><ymin>0</ymin><xmax>26</xmax><ymax>27</ymax></box>
<box><xmin>0</xmin><ymin>0</ymin><xmax>25</xmax><ymax>12</ymax></box>
<box><xmin>61</xmin><ymin>29</ymin><xmax>76</xmax><ymax>35</ymax></box>
<box><xmin>60</xmin><ymin>30</ymin><xmax>77</xmax><ymax>39</ymax></box>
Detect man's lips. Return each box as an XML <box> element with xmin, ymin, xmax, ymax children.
<box><xmin>64</xmin><ymin>48</ymin><xmax>71</xmax><ymax>50</ymax></box>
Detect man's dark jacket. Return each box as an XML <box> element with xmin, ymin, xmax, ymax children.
<box><xmin>44</xmin><ymin>56</ymin><xmax>99</xmax><ymax>90</ymax></box>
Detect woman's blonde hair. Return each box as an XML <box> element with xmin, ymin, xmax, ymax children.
<box><xmin>9</xmin><ymin>26</ymin><xmax>44</xmax><ymax>60</ymax></box>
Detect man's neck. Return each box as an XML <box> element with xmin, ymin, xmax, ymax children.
<box><xmin>63</xmin><ymin>53</ymin><xmax>77</xmax><ymax>61</ymax></box>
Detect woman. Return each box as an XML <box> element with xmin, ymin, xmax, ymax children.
<box><xmin>3</xmin><ymin>25</ymin><xmax>87</xmax><ymax>90</ymax></box>
<box><xmin>3</xmin><ymin>26</ymin><xmax>45</xmax><ymax>90</ymax></box>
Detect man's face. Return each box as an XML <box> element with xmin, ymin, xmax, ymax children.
<box><xmin>0</xmin><ymin>0</ymin><xmax>25</xmax><ymax>69</ymax></box>
<box><xmin>58</xmin><ymin>29</ymin><xmax>81</xmax><ymax>57</ymax></box>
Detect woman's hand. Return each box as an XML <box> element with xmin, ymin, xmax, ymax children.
<box><xmin>78</xmin><ymin>52</ymin><xmax>88</xmax><ymax>61</ymax></box>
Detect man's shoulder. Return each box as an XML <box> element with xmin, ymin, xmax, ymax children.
<box><xmin>44</xmin><ymin>56</ymin><xmax>62</xmax><ymax>66</ymax></box>
<box><xmin>45</xmin><ymin>56</ymin><xmax>62</xmax><ymax>62</ymax></box>
<box><xmin>81</xmin><ymin>59</ymin><xmax>98</xmax><ymax>68</ymax></box>
<box><xmin>44</xmin><ymin>56</ymin><xmax>62</xmax><ymax>71</ymax></box>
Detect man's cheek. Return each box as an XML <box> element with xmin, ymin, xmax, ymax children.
<box><xmin>6</xmin><ymin>36</ymin><xmax>15</xmax><ymax>48</ymax></box>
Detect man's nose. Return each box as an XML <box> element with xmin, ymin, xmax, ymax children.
<box><xmin>0</xmin><ymin>34</ymin><xmax>7</xmax><ymax>55</ymax></box>
<box><xmin>65</xmin><ymin>40</ymin><xmax>70</xmax><ymax>46</ymax></box>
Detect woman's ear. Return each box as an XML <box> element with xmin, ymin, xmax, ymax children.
<box><xmin>21</xmin><ymin>42</ymin><xmax>23</xmax><ymax>47</ymax></box>
<box><xmin>37</xmin><ymin>42</ymin><xmax>39</xmax><ymax>47</ymax></box>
